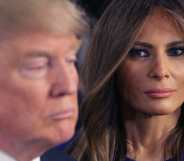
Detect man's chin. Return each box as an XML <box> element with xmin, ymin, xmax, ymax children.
<box><xmin>50</xmin><ymin>121</ymin><xmax>76</xmax><ymax>145</ymax></box>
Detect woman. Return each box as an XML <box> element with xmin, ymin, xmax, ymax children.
<box><xmin>71</xmin><ymin>0</ymin><xmax>184</xmax><ymax>161</ymax></box>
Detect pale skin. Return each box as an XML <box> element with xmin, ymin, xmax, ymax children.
<box><xmin>0</xmin><ymin>30</ymin><xmax>80</xmax><ymax>161</ymax></box>
<box><xmin>117</xmin><ymin>8</ymin><xmax>184</xmax><ymax>161</ymax></box>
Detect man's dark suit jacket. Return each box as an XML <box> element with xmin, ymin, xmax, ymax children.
<box><xmin>41</xmin><ymin>146</ymin><xmax>76</xmax><ymax>161</ymax></box>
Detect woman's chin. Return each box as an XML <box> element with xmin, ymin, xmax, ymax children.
<box><xmin>136</xmin><ymin>104</ymin><xmax>181</xmax><ymax>116</ymax></box>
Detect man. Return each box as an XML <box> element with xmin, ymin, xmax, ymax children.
<box><xmin>0</xmin><ymin>0</ymin><xmax>87</xmax><ymax>161</ymax></box>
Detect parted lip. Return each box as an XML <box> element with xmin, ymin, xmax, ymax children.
<box><xmin>144</xmin><ymin>88</ymin><xmax>176</xmax><ymax>98</ymax></box>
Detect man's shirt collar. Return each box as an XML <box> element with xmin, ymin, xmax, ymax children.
<box><xmin>0</xmin><ymin>151</ymin><xmax>17</xmax><ymax>161</ymax></box>
<box><xmin>0</xmin><ymin>151</ymin><xmax>40</xmax><ymax>161</ymax></box>
<box><xmin>31</xmin><ymin>157</ymin><xmax>40</xmax><ymax>161</ymax></box>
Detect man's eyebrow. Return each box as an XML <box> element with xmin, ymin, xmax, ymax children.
<box><xmin>166</xmin><ymin>41</ymin><xmax>184</xmax><ymax>48</ymax></box>
<box><xmin>134</xmin><ymin>41</ymin><xmax>154</xmax><ymax>49</ymax></box>
<box><xmin>24</xmin><ymin>51</ymin><xmax>51</xmax><ymax>58</ymax></box>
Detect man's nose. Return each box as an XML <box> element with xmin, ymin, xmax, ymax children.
<box><xmin>50</xmin><ymin>64</ymin><xmax>78</xmax><ymax>97</ymax></box>
<box><xmin>148</xmin><ymin>55</ymin><xmax>170</xmax><ymax>80</ymax></box>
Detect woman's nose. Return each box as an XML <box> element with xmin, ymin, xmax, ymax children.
<box><xmin>148</xmin><ymin>54</ymin><xmax>170</xmax><ymax>80</ymax></box>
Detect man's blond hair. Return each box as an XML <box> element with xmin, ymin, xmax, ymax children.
<box><xmin>0</xmin><ymin>0</ymin><xmax>87</xmax><ymax>35</ymax></box>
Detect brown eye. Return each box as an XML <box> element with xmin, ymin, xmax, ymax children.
<box><xmin>167</xmin><ymin>47</ymin><xmax>184</xmax><ymax>56</ymax></box>
<box><xmin>128</xmin><ymin>48</ymin><xmax>150</xmax><ymax>58</ymax></box>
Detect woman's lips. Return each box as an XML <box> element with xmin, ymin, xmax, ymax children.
<box><xmin>144</xmin><ymin>89</ymin><xmax>176</xmax><ymax>98</ymax></box>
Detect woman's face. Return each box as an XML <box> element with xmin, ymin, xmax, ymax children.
<box><xmin>117</xmin><ymin>9</ymin><xmax>184</xmax><ymax>115</ymax></box>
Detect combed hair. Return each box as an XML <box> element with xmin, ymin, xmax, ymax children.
<box><xmin>0</xmin><ymin>0</ymin><xmax>87</xmax><ymax>35</ymax></box>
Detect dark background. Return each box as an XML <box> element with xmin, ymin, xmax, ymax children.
<box><xmin>75</xmin><ymin>0</ymin><xmax>111</xmax><ymax>19</ymax></box>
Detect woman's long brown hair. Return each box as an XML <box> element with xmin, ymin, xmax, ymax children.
<box><xmin>71</xmin><ymin>0</ymin><xmax>184</xmax><ymax>161</ymax></box>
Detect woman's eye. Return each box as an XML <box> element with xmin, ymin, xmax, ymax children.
<box><xmin>167</xmin><ymin>47</ymin><xmax>184</xmax><ymax>56</ymax></box>
<box><xmin>128</xmin><ymin>48</ymin><xmax>150</xmax><ymax>59</ymax></box>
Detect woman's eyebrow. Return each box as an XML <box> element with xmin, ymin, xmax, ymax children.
<box><xmin>134</xmin><ymin>41</ymin><xmax>154</xmax><ymax>49</ymax></box>
<box><xmin>166</xmin><ymin>41</ymin><xmax>184</xmax><ymax>48</ymax></box>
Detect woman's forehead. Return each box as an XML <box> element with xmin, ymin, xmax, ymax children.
<box><xmin>136</xmin><ymin>7</ymin><xmax>183</xmax><ymax>41</ymax></box>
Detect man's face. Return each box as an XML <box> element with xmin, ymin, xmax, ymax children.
<box><xmin>0</xmin><ymin>31</ymin><xmax>79</xmax><ymax>149</ymax></box>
